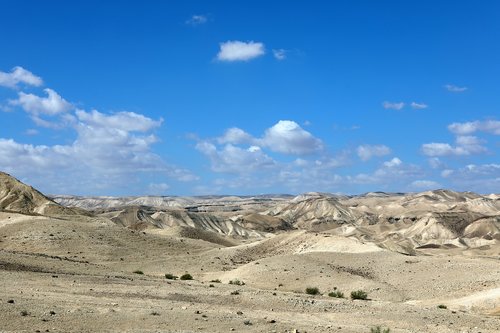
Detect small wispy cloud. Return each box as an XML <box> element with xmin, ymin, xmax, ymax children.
<box><xmin>411</xmin><ymin>102</ymin><xmax>428</xmax><ymax>110</ymax></box>
<box><xmin>217</xmin><ymin>41</ymin><xmax>265</xmax><ymax>62</ymax></box>
<box><xmin>0</xmin><ymin>66</ymin><xmax>43</xmax><ymax>89</ymax></box>
<box><xmin>410</xmin><ymin>180</ymin><xmax>440</xmax><ymax>190</ymax></box>
<box><xmin>444</xmin><ymin>84</ymin><xmax>467</xmax><ymax>92</ymax></box>
<box><xmin>357</xmin><ymin>144</ymin><xmax>391</xmax><ymax>161</ymax></box>
<box><xmin>24</xmin><ymin>129</ymin><xmax>39</xmax><ymax>136</ymax></box>
<box><xmin>186</xmin><ymin>14</ymin><xmax>208</xmax><ymax>26</ymax></box>
<box><xmin>448</xmin><ymin>120</ymin><xmax>500</xmax><ymax>135</ymax></box>
<box><xmin>382</xmin><ymin>101</ymin><xmax>405</xmax><ymax>110</ymax></box>
<box><xmin>272</xmin><ymin>49</ymin><xmax>286</xmax><ymax>60</ymax></box>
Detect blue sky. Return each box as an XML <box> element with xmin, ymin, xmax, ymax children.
<box><xmin>0</xmin><ymin>1</ymin><xmax>499</xmax><ymax>195</ymax></box>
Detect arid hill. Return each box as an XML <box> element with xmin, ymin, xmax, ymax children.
<box><xmin>1</xmin><ymin>173</ymin><xmax>499</xmax><ymax>332</ymax></box>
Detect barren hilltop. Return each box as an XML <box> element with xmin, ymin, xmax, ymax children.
<box><xmin>1</xmin><ymin>171</ymin><xmax>499</xmax><ymax>332</ymax></box>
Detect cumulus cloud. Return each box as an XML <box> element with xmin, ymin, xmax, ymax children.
<box><xmin>216</xmin><ymin>127</ymin><xmax>253</xmax><ymax>145</ymax></box>
<box><xmin>350</xmin><ymin>158</ymin><xmax>422</xmax><ymax>186</ymax></box>
<box><xmin>196</xmin><ymin>142</ymin><xmax>276</xmax><ymax>174</ymax></box>
<box><xmin>259</xmin><ymin>120</ymin><xmax>323</xmax><ymax>155</ymax></box>
<box><xmin>10</xmin><ymin>88</ymin><xmax>72</xmax><ymax>116</ymax></box>
<box><xmin>186</xmin><ymin>14</ymin><xmax>208</xmax><ymax>25</ymax></box>
<box><xmin>383</xmin><ymin>157</ymin><xmax>402</xmax><ymax>168</ymax></box>
<box><xmin>382</xmin><ymin>101</ymin><xmax>405</xmax><ymax>110</ymax></box>
<box><xmin>421</xmin><ymin>143</ymin><xmax>468</xmax><ymax>157</ymax></box>
<box><xmin>0</xmin><ymin>107</ymin><xmax>195</xmax><ymax>194</ymax></box>
<box><xmin>448</xmin><ymin>120</ymin><xmax>500</xmax><ymax>135</ymax></box>
<box><xmin>444</xmin><ymin>84</ymin><xmax>467</xmax><ymax>92</ymax></box>
<box><xmin>272</xmin><ymin>49</ymin><xmax>286</xmax><ymax>60</ymax></box>
<box><xmin>0</xmin><ymin>66</ymin><xmax>43</xmax><ymax>88</ymax></box>
<box><xmin>421</xmin><ymin>135</ymin><xmax>487</xmax><ymax>157</ymax></box>
<box><xmin>217</xmin><ymin>41</ymin><xmax>265</xmax><ymax>62</ymax></box>
<box><xmin>9</xmin><ymin>88</ymin><xmax>74</xmax><ymax>128</ymax></box>
<box><xmin>75</xmin><ymin>109</ymin><xmax>162</xmax><ymax>132</ymax></box>
<box><xmin>411</xmin><ymin>102</ymin><xmax>428</xmax><ymax>110</ymax></box>
<box><xmin>357</xmin><ymin>144</ymin><xmax>391</xmax><ymax>161</ymax></box>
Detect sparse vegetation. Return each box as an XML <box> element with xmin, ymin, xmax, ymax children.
<box><xmin>370</xmin><ymin>326</ymin><xmax>390</xmax><ymax>333</ymax></box>
<box><xmin>165</xmin><ymin>273</ymin><xmax>178</xmax><ymax>280</ymax></box>
<box><xmin>229</xmin><ymin>278</ymin><xmax>245</xmax><ymax>285</ymax></box>
<box><xmin>20</xmin><ymin>310</ymin><xmax>29</xmax><ymax>316</ymax></box>
<box><xmin>230</xmin><ymin>290</ymin><xmax>240</xmax><ymax>295</ymax></box>
<box><xmin>133</xmin><ymin>270</ymin><xmax>144</xmax><ymax>275</ymax></box>
<box><xmin>351</xmin><ymin>290</ymin><xmax>368</xmax><ymax>300</ymax></box>
<box><xmin>150</xmin><ymin>311</ymin><xmax>160</xmax><ymax>316</ymax></box>
<box><xmin>305</xmin><ymin>287</ymin><xmax>320</xmax><ymax>295</ymax></box>
<box><xmin>180</xmin><ymin>273</ymin><xmax>193</xmax><ymax>280</ymax></box>
<box><xmin>210</xmin><ymin>279</ymin><xmax>222</xmax><ymax>283</ymax></box>
<box><xmin>328</xmin><ymin>290</ymin><xmax>345</xmax><ymax>298</ymax></box>
<box><xmin>437</xmin><ymin>304</ymin><xmax>447</xmax><ymax>309</ymax></box>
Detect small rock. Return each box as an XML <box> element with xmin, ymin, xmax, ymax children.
<box><xmin>236</xmin><ymin>311</ymin><xmax>243</xmax><ymax>315</ymax></box>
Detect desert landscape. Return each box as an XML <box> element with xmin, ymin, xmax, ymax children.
<box><xmin>0</xmin><ymin>171</ymin><xmax>499</xmax><ymax>332</ymax></box>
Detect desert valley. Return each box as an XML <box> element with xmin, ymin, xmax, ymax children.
<box><xmin>0</xmin><ymin>171</ymin><xmax>499</xmax><ymax>332</ymax></box>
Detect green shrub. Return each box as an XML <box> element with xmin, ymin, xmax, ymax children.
<box><xmin>370</xmin><ymin>326</ymin><xmax>390</xmax><ymax>333</ymax></box>
<box><xmin>305</xmin><ymin>287</ymin><xmax>320</xmax><ymax>295</ymax></box>
<box><xmin>210</xmin><ymin>279</ymin><xmax>221</xmax><ymax>283</ymax></box>
<box><xmin>350</xmin><ymin>290</ymin><xmax>368</xmax><ymax>300</ymax></box>
<box><xmin>229</xmin><ymin>278</ymin><xmax>245</xmax><ymax>285</ymax></box>
<box><xmin>328</xmin><ymin>290</ymin><xmax>345</xmax><ymax>298</ymax></box>
<box><xmin>133</xmin><ymin>270</ymin><xmax>144</xmax><ymax>275</ymax></box>
<box><xmin>437</xmin><ymin>304</ymin><xmax>447</xmax><ymax>309</ymax></box>
<box><xmin>180</xmin><ymin>273</ymin><xmax>193</xmax><ymax>280</ymax></box>
<box><xmin>165</xmin><ymin>273</ymin><xmax>178</xmax><ymax>280</ymax></box>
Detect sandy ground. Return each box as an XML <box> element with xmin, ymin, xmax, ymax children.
<box><xmin>1</xmin><ymin>213</ymin><xmax>499</xmax><ymax>332</ymax></box>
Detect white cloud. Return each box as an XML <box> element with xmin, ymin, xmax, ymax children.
<box><xmin>75</xmin><ymin>109</ymin><xmax>162</xmax><ymax>132</ymax></box>
<box><xmin>10</xmin><ymin>88</ymin><xmax>72</xmax><ymax>116</ymax></box>
<box><xmin>428</xmin><ymin>157</ymin><xmax>450</xmax><ymax>170</ymax></box>
<box><xmin>410</xmin><ymin>180</ymin><xmax>440</xmax><ymax>190</ymax></box>
<box><xmin>421</xmin><ymin>143</ymin><xmax>468</xmax><ymax>157</ymax></box>
<box><xmin>272</xmin><ymin>49</ymin><xmax>286</xmax><ymax>60</ymax></box>
<box><xmin>196</xmin><ymin>142</ymin><xmax>276</xmax><ymax>174</ymax></box>
<box><xmin>448</xmin><ymin>120</ymin><xmax>500</xmax><ymax>135</ymax></box>
<box><xmin>445</xmin><ymin>164</ymin><xmax>500</xmax><ymax>193</ymax></box>
<box><xmin>444</xmin><ymin>84</ymin><xmax>467</xmax><ymax>92</ymax></box>
<box><xmin>186</xmin><ymin>14</ymin><xmax>208</xmax><ymax>25</ymax></box>
<box><xmin>421</xmin><ymin>135</ymin><xmax>487</xmax><ymax>157</ymax></box>
<box><xmin>441</xmin><ymin>169</ymin><xmax>454</xmax><ymax>178</ymax></box>
<box><xmin>217</xmin><ymin>41</ymin><xmax>265</xmax><ymax>62</ymax></box>
<box><xmin>383</xmin><ymin>157</ymin><xmax>402</xmax><ymax>168</ymax></box>
<box><xmin>382</xmin><ymin>101</ymin><xmax>405</xmax><ymax>110</ymax></box>
<box><xmin>259</xmin><ymin>120</ymin><xmax>323</xmax><ymax>155</ymax></box>
<box><xmin>216</xmin><ymin>127</ymin><xmax>253</xmax><ymax>145</ymax></box>
<box><xmin>0</xmin><ymin>66</ymin><xmax>43</xmax><ymax>88</ymax></box>
<box><xmin>350</xmin><ymin>158</ymin><xmax>422</xmax><ymax>186</ymax></box>
<box><xmin>411</xmin><ymin>102</ymin><xmax>428</xmax><ymax>110</ymax></box>
<box><xmin>0</xmin><ymin>109</ymin><xmax>195</xmax><ymax>194</ymax></box>
<box><xmin>357</xmin><ymin>144</ymin><xmax>391</xmax><ymax>161</ymax></box>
